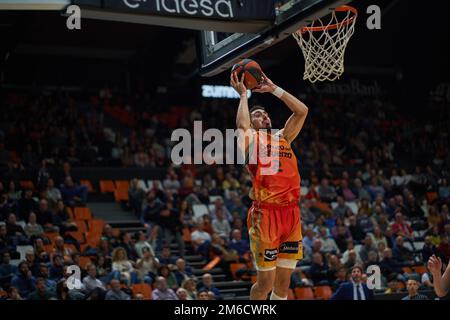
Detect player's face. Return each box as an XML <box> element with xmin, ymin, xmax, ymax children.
<box><xmin>251</xmin><ymin>110</ymin><xmax>272</xmax><ymax>130</ymax></box>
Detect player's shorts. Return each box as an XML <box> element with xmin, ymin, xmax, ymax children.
<box><xmin>247</xmin><ymin>201</ymin><xmax>303</xmax><ymax>271</ymax></box>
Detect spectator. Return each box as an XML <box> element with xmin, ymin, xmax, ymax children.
<box><xmin>49</xmin><ymin>254</ymin><xmax>65</xmax><ymax>281</ymax></box>
<box><xmin>229</xmin><ymin>229</ymin><xmax>250</xmax><ymax>257</ymax></box>
<box><xmin>359</xmin><ymin>235</ymin><xmax>377</xmax><ymax>263</ymax></box>
<box><xmin>28</xmin><ymin>277</ymin><xmax>56</xmax><ymax>300</ymax></box>
<box><xmin>212</xmin><ymin>208</ymin><xmax>231</xmax><ymax>239</ymax></box>
<box><xmin>36</xmin><ymin>199</ymin><xmax>57</xmax><ymax>232</ymax></box>
<box><xmin>333</xmin><ymin>196</ymin><xmax>351</xmax><ymax>219</ymax></box>
<box><xmin>152</xmin><ymin>276</ymin><xmax>178</xmax><ymax>300</ymax></box>
<box><xmin>6</xmin><ymin>287</ymin><xmax>23</xmax><ymax>300</ymax></box>
<box><xmin>191</xmin><ymin>221</ymin><xmax>212</xmax><ymax>259</ymax></box>
<box><xmin>422</xmin><ymin>236</ymin><xmax>438</xmax><ymax>264</ymax></box>
<box><xmin>332</xmin><ymin>267</ymin><xmax>348</xmax><ymax>289</ymax></box>
<box><xmin>136</xmin><ymin>247</ymin><xmax>160</xmax><ymax>284</ymax></box>
<box><xmin>157</xmin><ymin>202</ymin><xmax>185</xmax><ymax>257</ymax></box>
<box><xmin>437</xmin><ymin>235</ymin><xmax>450</xmax><ymax>264</ymax></box>
<box><xmin>45</xmin><ymin>178</ymin><xmax>62</xmax><ymax>209</ymax></box>
<box><xmin>128</xmin><ymin>178</ymin><xmax>145</xmax><ymax>216</ymax></box>
<box><xmin>181</xmin><ymin>278</ymin><xmax>197</xmax><ymax>300</ymax></box>
<box><xmin>59</xmin><ymin>177</ymin><xmax>88</xmax><ymax>206</ymax></box>
<box><xmin>24</xmin><ymin>212</ymin><xmax>44</xmax><ymax>239</ymax></box>
<box><xmin>105</xmin><ymin>279</ymin><xmax>130</xmax><ymax>300</ymax></box>
<box><xmin>176</xmin><ymin>287</ymin><xmax>188</xmax><ymax>300</ymax></box>
<box><xmin>17</xmin><ymin>189</ymin><xmax>38</xmax><ymax>222</ymax></box>
<box><xmin>330</xmin><ymin>265</ymin><xmax>374</xmax><ymax>300</ymax></box>
<box><xmin>348</xmin><ymin>215</ymin><xmax>365</xmax><ymax>243</ymax></box>
<box><xmin>197</xmin><ymin>289</ymin><xmax>209</xmax><ymax>300</ymax></box>
<box><xmin>391</xmin><ymin>213</ymin><xmax>414</xmax><ymax>241</ymax></box>
<box><xmin>380</xmin><ymin>248</ymin><xmax>406</xmax><ymax>283</ymax></box>
<box><xmin>401</xmin><ymin>279</ymin><xmax>429</xmax><ymax>300</ymax></box>
<box><xmin>6</xmin><ymin>213</ymin><xmax>28</xmax><ymax>245</ymax></box>
<box><xmin>369</xmin><ymin>226</ymin><xmax>387</xmax><ymax>249</ymax></box>
<box><xmin>318</xmin><ymin>178</ymin><xmax>337</xmax><ymax>203</ymax></box>
<box><xmin>197</xmin><ymin>273</ymin><xmax>222</xmax><ymax>300</ymax></box>
<box><xmin>38</xmin><ymin>263</ymin><xmax>56</xmax><ymax>292</ymax></box>
<box><xmin>10</xmin><ymin>261</ymin><xmax>36</xmax><ymax>298</ymax></box>
<box><xmin>318</xmin><ymin>227</ymin><xmax>340</xmax><ymax>254</ymax></box>
<box><xmin>392</xmin><ymin>236</ymin><xmax>415</xmax><ymax>266</ymax></box>
<box><xmin>174</xmin><ymin>258</ymin><xmax>193</xmax><ymax>286</ymax></box>
<box><xmin>158</xmin><ymin>264</ymin><xmax>178</xmax><ymax>290</ymax></box>
<box><xmin>52</xmin><ymin>236</ymin><xmax>73</xmax><ymax>261</ymax></box>
<box><xmin>109</xmin><ymin>247</ymin><xmax>138</xmax><ymax>286</ymax></box>
<box><xmin>0</xmin><ymin>252</ymin><xmax>17</xmax><ymax>287</ymax></box>
<box><xmin>157</xmin><ymin>246</ymin><xmax>176</xmax><ymax>266</ymax></box>
<box><xmin>83</xmin><ymin>263</ymin><xmax>107</xmax><ymax>299</ymax></box>
<box><xmin>309</xmin><ymin>252</ymin><xmax>333</xmax><ymax>285</ymax></box>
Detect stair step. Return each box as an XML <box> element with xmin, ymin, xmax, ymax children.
<box><xmin>224</xmin><ymin>295</ymin><xmax>250</xmax><ymax>300</ymax></box>
<box><xmin>192</xmin><ymin>268</ymin><xmax>223</xmax><ymax>275</ymax></box>
<box><xmin>189</xmin><ymin>261</ymin><xmax>207</xmax><ymax>267</ymax></box>
<box><xmin>220</xmin><ymin>288</ymin><xmax>249</xmax><ymax>294</ymax></box>
<box><xmin>214</xmin><ymin>281</ymin><xmax>252</xmax><ymax>289</ymax></box>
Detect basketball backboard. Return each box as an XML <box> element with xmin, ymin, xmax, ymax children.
<box><xmin>199</xmin><ymin>0</ymin><xmax>351</xmax><ymax>77</ymax></box>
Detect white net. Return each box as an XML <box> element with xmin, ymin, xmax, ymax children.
<box><xmin>293</xmin><ymin>6</ymin><xmax>357</xmax><ymax>83</ymax></box>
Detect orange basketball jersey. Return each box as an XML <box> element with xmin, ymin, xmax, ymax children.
<box><xmin>246</xmin><ymin>130</ymin><xmax>300</xmax><ymax>205</ymax></box>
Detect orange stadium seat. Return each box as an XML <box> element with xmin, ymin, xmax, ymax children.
<box><xmin>19</xmin><ymin>180</ymin><xmax>35</xmax><ymax>190</ymax></box>
<box><xmin>414</xmin><ymin>265</ymin><xmax>427</xmax><ymax>275</ymax></box>
<box><xmin>88</xmin><ymin>219</ymin><xmax>105</xmax><ymax>233</ymax></box>
<box><xmin>79</xmin><ymin>256</ymin><xmax>92</xmax><ymax>269</ymax></box>
<box><xmin>402</xmin><ymin>267</ymin><xmax>413</xmax><ymax>274</ymax></box>
<box><xmin>66</xmin><ymin>231</ymin><xmax>85</xmax><ymax>244</ymax></box>
<box><xmin>132</xmin><ymin>283</ymin><xmax>152</xmax><ymax>300</ymax></box>
<box><xmin>114</xmin><ymin>180</ymin><xmax>129</xmax><ymax>201</ymax></box>
<box><xmin>99</xmin><ymin>180</ymin><xmax>115</xmax><ymax>193</ymax></box>
<box><xmin>44</xmin><ymin>232</ymin><xmax>59</xmax><ymax>244</ymax></box>
<box><xmin>80</xmin><ymin>179</ymin><xmax>95</xmax><ymax>193</ymax></box>
<box><xmin>294</xmin><ymin>287</ymin><xmax>315</xmax><ymax>300</ymax></box>
<box><xmin>43</xmin><ymin>244</ymin><xmax>54</xmax><ymax>254</ymax></box>
<box><xmin>287</xmin><ymin>289</ymin><xmax>295</xmax><ymax>300</ymax></box>
<box><xmin>74</xmin><ymin>220</ymin><xmax>88</xmax><ymax>233</ymax></box>
<box><xmin>314</xmin><ymin>286</ymin><xmax>333</xmax><ymax>300</ymax></box>
<box><xmin>0</xmin><ymin>290</ymin><xmax>7</xmax><ymax>298</ymax></box>
<box><xmin>74</xmin><ymin>207</ymin><xmax>92</xmax><ymax>221</ymax></box>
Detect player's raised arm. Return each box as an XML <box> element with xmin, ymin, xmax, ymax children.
<box><xmin>254</xmin><ymin>72</ymin><xmax>308</xmax><ymax>144</ymax></box>
<box><xmin>231</xmin><ymin>72</ymin><xmax>251</xmax><ymax>130</ymax></box>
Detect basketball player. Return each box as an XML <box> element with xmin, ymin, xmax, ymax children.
<box><xmin>230</xmin><ymin>71</ymin><xmax>308</xmax><ymax>300</ymax></box>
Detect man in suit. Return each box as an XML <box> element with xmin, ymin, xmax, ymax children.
<box><xmin>330</xmin><ymin>265</ymin><xmax>374</xmax><ymax>300</ymax></box>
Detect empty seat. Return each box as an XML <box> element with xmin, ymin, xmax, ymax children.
<box><xmin>99</xmin><ymin>180</ymin><xmax>115</xmax><ymax>193</ymax></box>
<box><xmin>314</xmin><ymin>286</ymin><xmax>333</xmax><ymax>300</ymax></box>
<box><xmin>132</xmin><ymin>283</ymin><xmax>152</xmax><ymax>300</ymax></box>
<box><xmin>294</xmin><ymin>287</ymin><xmax>315</xmax><ymax>300</ymax></box>
<box><xmin>74</xmin><ymin>207</ymin><xmax>92</xmax><ymax>221</ymax></box>
<box><xmin>80</xmin><ymin>180</ymin><xmax>95</xmax><ymax>193</ymax></box>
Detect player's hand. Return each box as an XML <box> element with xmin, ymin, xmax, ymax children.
<box><xmin>427</xmin><ymin>254</ymin><xmax>442</xmax><ymax>275</ymax></box>
<box><xmin>253</xmin><ymin>71</ymin><xmax>277</xmax><ymax>93</ymax></box>
<box><xmin>230</xmin><ymin>72</ymin><xmax>247</xmax><ymax>96</ymax></box>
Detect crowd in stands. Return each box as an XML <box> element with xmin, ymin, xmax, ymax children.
<box><xmin>0</xmin><ymin>87</ymin><xmax>449</xmax><ymax>300</ymax></box>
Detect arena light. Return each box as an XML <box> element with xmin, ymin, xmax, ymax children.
<box><xmin>201</xmin><ymin>85</ymin><xmax>251</xmax><ymax>99</ymax></box>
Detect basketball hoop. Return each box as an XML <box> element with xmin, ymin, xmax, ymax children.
<box><xmin>293</xmin><ymin>5</ymin><xmax>357</xmax><ymax>83</ymax></box>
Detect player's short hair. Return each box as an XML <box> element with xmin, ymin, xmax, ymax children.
<box><xmin>249</xmin><ymin>105</ymin><xmax>266</xmax><ymax>114</ymax></box>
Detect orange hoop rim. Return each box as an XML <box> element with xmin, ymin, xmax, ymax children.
<box><xmin>298</xmin><ymin>5</ymin><xmax>358</xmax><ymax>34</ymax></box>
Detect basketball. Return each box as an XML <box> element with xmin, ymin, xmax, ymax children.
<box><xmin>231</xmin><ymin>59</ymin><xmax>263</xmax><ymax>90</ymax></box>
